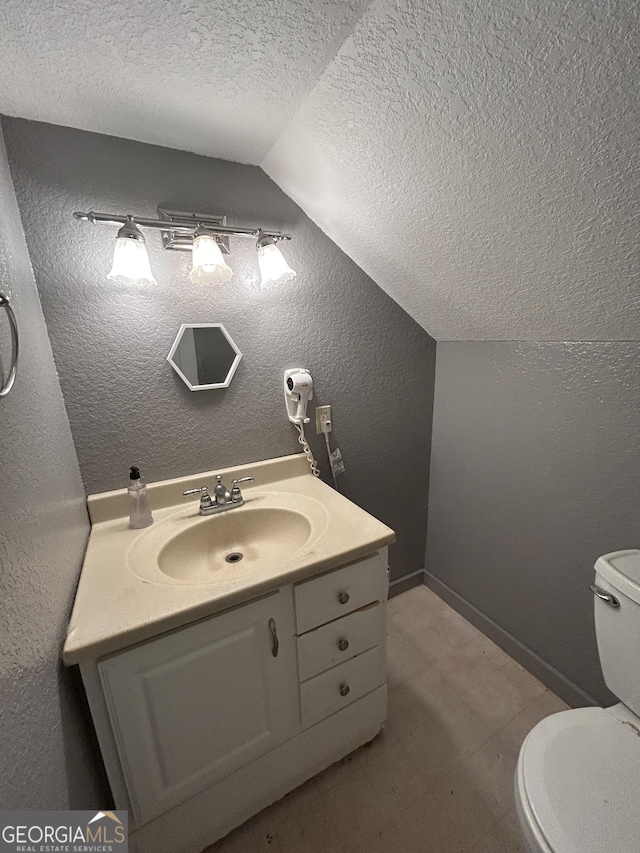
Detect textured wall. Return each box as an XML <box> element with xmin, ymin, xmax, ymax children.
<box><xmin>426</xmin><ymin>342</ymin><xmax>640</xmax><ymax>704</ymax></box>
<box><xmin>0</xmin><ymin>0</ymin><xmax>370</xmax><ymax>164</ymax></box>
<box><xmin>0</xmin><ymin>129</ymin><xmax>106</xmax><ymax>807</ymax></box>
<box><xmin>3</xmin><ymin>118</ymin><xmax>436</xmax><ymax>583</ymax></box>
<box><xmin>264</xmin><ymin>0</ymin><xmax>640</xmax><ymax>340</ymax></box>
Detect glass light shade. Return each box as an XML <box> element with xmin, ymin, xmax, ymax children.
<box><xmin>107</xmin><ymin>236</ymin><xmax>157</xmax><ymax>284</ymax></box>
<box><xmin>190</xmin><ymin>234</ymin><xmax>233</xmax><ymax>284</ymax></box>
<box><xmin>257</xmin><ymin>242</ymin><xmax>296</xmax><ymax>289</ymax></box>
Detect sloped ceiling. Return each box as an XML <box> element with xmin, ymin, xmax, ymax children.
<box><xmin>264</xmin><ymin>0</ymin><xmax>640</xmax><ymax>340</ymax></box>
<box><xmin>0</xmin><ymin>0</ymin><xmax>638</xmax><ymax>340</ymax></box>
<box><xmin>0</xmin><ymin>0</ymin><xmax>370</xmax><ymax>163</ymax></box>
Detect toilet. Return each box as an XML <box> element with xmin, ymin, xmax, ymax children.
<box><xmin>515</xmin><ymin>550</ymin><xmax>640</xmax><ymax>853</ymax></box>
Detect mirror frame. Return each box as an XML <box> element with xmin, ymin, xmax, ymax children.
<box><xmin>167</xmin><ymin>323</ymin><xmax>242</xmax><ymax>390</ymax></box>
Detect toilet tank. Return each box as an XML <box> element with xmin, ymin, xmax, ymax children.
<box><xmin>593</xmin><ymin>550</ymin><xmax>640</xmax><ymax>716</ymax></box>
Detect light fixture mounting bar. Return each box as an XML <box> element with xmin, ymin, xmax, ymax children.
<box><xmin>157</xmin><ymin>208</ymin><xmax>231</xmax><ymax>253</ymax></box>
<box><xmin>72</xmin><ymin>209</ymin><xmax>292</xmax><ymax>254</ymax></box>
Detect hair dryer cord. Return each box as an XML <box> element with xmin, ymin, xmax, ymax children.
<box><xmin>294</xmin><ymin>422</ymin><xmax>320</xmax><ymax>477</ymax></box>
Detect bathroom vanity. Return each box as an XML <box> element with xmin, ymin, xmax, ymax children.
<box><xmin>63</xmin><ymin>454</ymin><xmax>395</xmax><ymax>853</ymax></box>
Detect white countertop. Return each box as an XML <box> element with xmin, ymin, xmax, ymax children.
<box><xmin>63</xmin><ymin>454</ymin><xmax>395</xmax><ymax>665</ymax></box>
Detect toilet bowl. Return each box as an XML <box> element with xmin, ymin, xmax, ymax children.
<box><xmin>515</xmin><ymin>550</ymin><xmax>640</xmax><ymax>852</ymax></box>
<box><xmin>515</xmin><ymin>704</ymin><xmax>640</xmax><ymax>852</ymax></box>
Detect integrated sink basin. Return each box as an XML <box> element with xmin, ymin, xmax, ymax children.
<box><xmin>63</xmin><ymin>453</ymin><xmax>396</xmax><ymax>666</ymax></box>
<box><xmin>157</xmin><ymin>506</ymin><xmax>313</xmax><ymax>582</ymax></box>
<box><xmin>126</xmin><ymin>488</ymin><xmax>329</xmax><ymax>586</ymax></box>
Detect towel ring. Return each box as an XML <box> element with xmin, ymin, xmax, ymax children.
<box><xmin>0</xmin><ymin>292</ymin><xmax>19</xmax><ymax>398</ymax></box>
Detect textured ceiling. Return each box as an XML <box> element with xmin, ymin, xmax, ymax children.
<box><xmin>0</xmin><ymin>0</ymin><xmax>638</xmax><ymax>340</ymax></box>
<box><xmin>0</xmin><ymin>0</ymin><xmax>369</xmax><ymax>163</ymax></box>
<box><xmin>264</xmin><ymin>0</ymin><xmax>640</xmax><ymax>340</ymax></box>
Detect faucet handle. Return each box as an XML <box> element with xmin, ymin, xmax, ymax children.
<box><xmin>231</xmin><ymin>476</ymin><xmax>254</xmax><ymax>503</ymax></box>
<box><xmin>183</xmin><ymin>486</ymin><xmax>213</xmax><ymax>509</ymax></box>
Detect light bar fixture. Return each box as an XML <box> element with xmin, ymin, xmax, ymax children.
<box><xmin>73</xmin><ymin>208</ymin><xmax>296</xmax><ymax>288</ymax></box>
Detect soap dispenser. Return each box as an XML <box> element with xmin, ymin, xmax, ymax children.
<box><xmin>128</xmin><ymin>466</ymin><xmax>154</xmax><ymax>529</ymax></box>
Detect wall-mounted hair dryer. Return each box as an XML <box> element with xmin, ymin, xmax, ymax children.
<box><xmin>284</xmin><ymin>368</ymin><xmax>314</xmax><ymax>424</ymax></box>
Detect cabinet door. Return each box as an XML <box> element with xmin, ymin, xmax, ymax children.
<box><xmin>99</xmin><ymin>590</ymin><xmax>299</xmax><ymax>825</ymax></box>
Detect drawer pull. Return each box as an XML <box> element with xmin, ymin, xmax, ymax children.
<box><xmin>339</xmin><ymin>683</ymin><xmax>350</xmax><ymax>697</ymax></box>
<box><xmin>338</xmin><ymin>638</ymin><xmax>349</xmax><ymax>652</ymax></box>
<box><xmin>268</xmin><ymin>618</ymin><xmax>279</xmax><ymax>657</ymax></box>
<box><xmin>338</xmin><ymin>592</ymin><xmax>350</xmax><ymax>605</ymax></box>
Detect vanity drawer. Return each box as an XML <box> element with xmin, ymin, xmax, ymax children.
<box><xmin>300</xmin><ymin>645</ymin><xmax>386</xmax><ymax>728</ymax></box>
<box><xmin>294</xmin><ymin>550</ymin><xmax>388</xmax><ymax>634</ymax></box>
<box><xmin>297</xmin><ymin>602</ymin><xmax>385</xmax><ymax>682</ymax></box>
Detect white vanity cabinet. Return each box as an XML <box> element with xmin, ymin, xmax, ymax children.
<box><xmin>98</xmin><ymin>588</ymin><xmax>299</xmax><ymax>825</ymax></box>
<box><xmin>294</xmin><ymin>551</ymin><xmax>388</xmax><ymax>728</ymax></box>
<box><xmin>80</xmin><ymin>548</ymin><xmax>389</xmax><ymax>853</ymax></box>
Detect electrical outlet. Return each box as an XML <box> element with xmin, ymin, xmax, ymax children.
<box><xmin>315</xmin><ymin>405</ymin><xmax>332</xmax><ymax>435</ymax></box>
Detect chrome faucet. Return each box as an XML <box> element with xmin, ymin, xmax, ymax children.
<box><xmin>183</xmin><ymin>475</ymin><xmax>254</xmax><ymax>516</ymax></box>
<box><xmin>213</xmin><ymin>475</ymin><xmax>232</xmax><ymax>506</ymax></box>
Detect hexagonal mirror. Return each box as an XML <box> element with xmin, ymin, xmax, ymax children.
<box><xmin>167</xmin><ymin>324</ymin><xmax>242</xmax><ymax>390</ymax></box>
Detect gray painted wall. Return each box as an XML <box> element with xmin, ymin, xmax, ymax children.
<box><xmin>426</xmin><ymin>342</ymin><xmax>640</xmax><ymax>705</ymax></box>
<box><xmin>2</xmin><ymin>118</ymin><xmax>435</xmax><ymax>583</ymax></box>
<box><xmin>0</xmin><ymin>128</ymin><xmax>106</xmax><ymax>807</ymax></box>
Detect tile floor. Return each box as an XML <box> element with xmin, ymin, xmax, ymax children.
<box><xmin>206</xmin><ymin>585</ymin><xmax>570</xmax><ymax>853</ymax></box>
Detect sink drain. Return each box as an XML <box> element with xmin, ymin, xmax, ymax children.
<box><xmin>225</xmin><ymin>552</ymin><xmax>243</xmax><ymax>564</ymax></box>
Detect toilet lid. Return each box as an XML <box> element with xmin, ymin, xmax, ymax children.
<box><xmin>521</xmin><ymin>707</ymin><xmax>640</xmax><ymax>853</ymax></box>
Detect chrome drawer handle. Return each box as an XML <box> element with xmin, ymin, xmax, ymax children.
<box><xmin>339</xmin><ymin>683</ymin><xmax>350</xmax><ymax>697</ymax></box>
<box><xmin>590</xmin><ymin>584</ymin><xmax>620</xmax><ymax>609</ymax></box>
<box><xmin>338</xmin><ymin>638</ymin><xmax>349</xmax><ymax>652</ymax></box>
<box><xmin>338</xmin><ymin>592</ymin><xmax>350</xmax><ymax>605</ymax></box>
<box><xmin>268</xmin><ymin>618</ymin><xmax>279</xmax><ymax>657</ymax></box>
